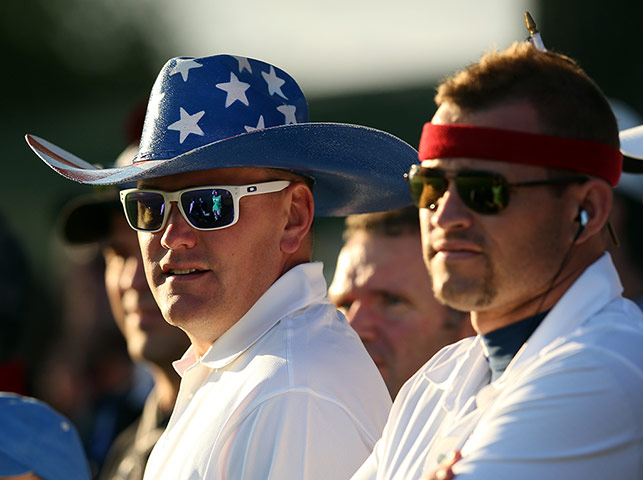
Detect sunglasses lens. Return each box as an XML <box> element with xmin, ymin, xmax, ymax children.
<box><xmin>456</xmin><ymin>176</ymin><xmax>508</xmax><ymax>214</ymax></box>
<box><xmin>180</xmin><ymin>188</ymin><xmax>235</xmax><ymax>229</ymax></box>
<box><xmin>408</xmin><ymin>168</ymin><xmax>447</xmax><ymax>209</ymax></box>
<box><xmin>124</xmin><ymin>191</ymin><xmax>166</xmax><ymax>231</ymax></box>
<box><xmin>407</xmin><ymin>166</ymin><xmax>510</xmax><ymax>214</ymax></box>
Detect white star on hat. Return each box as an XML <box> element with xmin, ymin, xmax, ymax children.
<box><xmin>244</xmin><ymin>115</ymin><xmax>265</xmax><ymax>132</ymax></box>
<box><xmin>167</xmin><ymin>107</ymin><xmax>205</xmax><ymax>144</ymax></box>
<box><xmin>216</xmin><ymin>72</ymin><xmax>251</xmax><ymax>108</ymax></box>
<box><xmin>170</xmin><ymin>59</ymin><xmax>203</xmax><ymax>82</ymax></box>
<box><xmin>262</xmin><ymin>66</ymin><xmax>288</xmax><ymax>99</ymax></box>
<box><xmin>234</xmin><ymin>56</ymin><xmax>252</xmax><ymax>73</ymax></box>
<box><xmin>277</xmin><ymin>105</ymin><xmax>297</xmax><ymax>124</ymax></box>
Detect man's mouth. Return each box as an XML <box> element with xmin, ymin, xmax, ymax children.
<box><xmin>168</xmin><ymin>268</ymin><xmax>199</xmax><ymax>275</ymax></box>
<box><xmin>429</xmin><ymin>232</ymin><xmax>485</xmax><ymax>259</ymax></box>
<box><xmin>162</xmin><ymin>266</ymin><xmax>209</xmax><ymax>280</ymax></box>
<box><xmin>431</xmin><ymin>242</ymin><xmax>482</xmax><ymax>258</ymax></box>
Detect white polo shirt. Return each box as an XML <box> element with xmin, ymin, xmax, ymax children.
<box><xmin>352</xmin><ymin>253</ymin><xmax>643</xmax><ymax>479</ymax></box>
<box><xmin>144</xmin><ymin>262</ymin><xmax>391</xmax><ymax>480</ymax></box>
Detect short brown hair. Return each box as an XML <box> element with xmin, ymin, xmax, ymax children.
<box><xmin>435</xmin><ymin>42</ymin><xmax>619</xmax><ymax>148</ymax></box>
<box><xmin>343</xmin><ymin>206</ymin><xmax>419</xmax><ymax>241</ymax></box>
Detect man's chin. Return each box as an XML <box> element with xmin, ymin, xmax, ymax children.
<box><xmin>434</xmin><ymin>281</ymin><xmax>495</xmax><ymax>312</ymax></box>
<box><xmin>160</xmin><ymin>299</ymin><xmax>202</xmax><ymax>327</ymax></box>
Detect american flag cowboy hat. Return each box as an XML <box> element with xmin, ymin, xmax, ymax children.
<box><xmin>25</xmin><ymin>54</ymin><xmax>418</xmax><ymax>216</ymax></box>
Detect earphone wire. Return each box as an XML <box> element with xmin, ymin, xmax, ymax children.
<box><xmin>533</xmin><ymin>214</ymin><xmax>584</xmax><ymax>316</ymax></box>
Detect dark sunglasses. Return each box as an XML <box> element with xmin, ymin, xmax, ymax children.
<box><xmin>405</xmin><ymin>165</ymin><xmax>588</xmax><ymax>214</ymax></box>
<box><xmin>119</xmin><ymin>180</ymin><xmax>290</xmax><ymax>232</ymax></box>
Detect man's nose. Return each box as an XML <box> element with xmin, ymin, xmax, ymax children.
<box><xmin>429</xmin><ymin>183</ymin><xmax>474</xmax><ymax>231</ymax></box>
<box><xmin>160</xmin><ymin>203</ymin><xmax>198</xmax><ymax>250</ymax></box>
<box><xmin>347</xmin><ymin>300</ymin><xmax>377</xmax><ymax>343</ymax></box>
<box><xmin>120</xmin><ymin>255</ymin><xmax>147</xmax><ymax>291</ymax></box>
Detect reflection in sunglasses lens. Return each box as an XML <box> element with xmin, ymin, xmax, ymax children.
<box><xmin>126</xmin><ymin>192</ymin><xmax>165</xmax><ymax>231</ymax></box>
<box><xmin>457</xmin><ymin>177</ymin><xmax>507</xmax><ymax>214</ymax></box>
<box><xmin>409</xmin><ymin>174</ymin><xmax>447</xmax><ymax>210</ymax></box>
<box><xmin>181</xmin><ymin>189</ymin><xmax>234</xmax><ymax>229</ymax></box>
<box><xmin>408</xmin><ymin>168</ymin><xmax>509</xmax><ymax>214</ymax></box>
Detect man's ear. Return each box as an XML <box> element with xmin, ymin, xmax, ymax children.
<box><xmin>280</xmin><ymin>182</ymin><xmax>314</xmax><ymax>254</ymax></box>
<box><xmin>573</xmin><ymin>178</ymin><xmax>613</xmax><ymax>245</ymax></box>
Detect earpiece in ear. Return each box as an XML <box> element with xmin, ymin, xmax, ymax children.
<box><xmin>573</xmin><ymin>208</ymin><xmax>589</xmax><ymax>242</ymax></box>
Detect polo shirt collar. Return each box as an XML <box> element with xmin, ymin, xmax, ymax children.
<box><xmin>494</xmin><ymin>252</ymin><xmax>622</xmax><ymax>385</ymax></box>
<box><xmin>174</xmin><ymin>262</ymin><xmax>327</xmax><ymax>375</ymax></box>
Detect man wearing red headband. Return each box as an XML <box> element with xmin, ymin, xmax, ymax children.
<box><xmin>352</xmin><ymin>41</ymin><xmax>643</xmax><ymax>479</ymax></box>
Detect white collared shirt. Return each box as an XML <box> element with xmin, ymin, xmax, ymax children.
<box><xmin>352</xmin><ymin>253</ymin><xmax>643</xmax><ymax>479</ymax></box>
<box><xmin>144</xmin><ymin>262</ymin><xmax>391</xmax><ymax>480</ymax></box>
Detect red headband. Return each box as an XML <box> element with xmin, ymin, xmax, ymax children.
<box><xmin>419</xmin><ymin>123</ymin><xmax>622</xmax><ymax>186</ymax></box>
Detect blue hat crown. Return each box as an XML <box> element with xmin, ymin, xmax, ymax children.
<box><xmin>138</xmin><ymin>54</ymin><xmax>309</xmax><ymax>162</ymax></box>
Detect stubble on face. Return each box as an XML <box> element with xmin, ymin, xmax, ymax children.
<box><xmin>419</xmin><ymin>101</ymin><xmax>592</xmax><ymax>333</ymax></box>
<box><xmin>421</xmin><ymin>186</ymin><xmax>570</xmax><ymax>321</ymax></box>
<box><xmin>425</xmin><ymin>228</ymin><xmax>497</xmax><ymax>311</ymax></box>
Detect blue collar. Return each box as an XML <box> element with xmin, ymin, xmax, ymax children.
<box><xmin>481</xmin><ymin>311</ymin><xmax>549</xmax><ymax>381</ymax></box>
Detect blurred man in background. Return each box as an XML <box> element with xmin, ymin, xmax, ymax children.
<box><xmin>57</xmin><ymin>107</ymin><xmax>190</xmax><ymax>479</ymax></box>
<box><xmin>329</xmin><ymin>206</ymin><xmax>474</xmax><ymax>398</ymax></box>
<box><xmin>59</xmin><ymin>182</ymin><xmax>190</xmax><ymax>479</ymax></box>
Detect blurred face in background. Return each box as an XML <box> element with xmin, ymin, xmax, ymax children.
<box><xmin>329</xmin><ymin>231</ymin><xmax>472</xmax><ymax>397</ymax></box>
<box><xmin>103</xmin><ymin>213</ymin><xmax>189</xmax><ymax>367</ymax></box>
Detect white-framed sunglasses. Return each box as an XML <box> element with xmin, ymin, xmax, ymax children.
<box><xmin>119</xmin><ymin>180</ymin><xmax>291</xmax><ymax>232</ymax></box>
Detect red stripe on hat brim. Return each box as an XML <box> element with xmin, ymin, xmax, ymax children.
<box><xmin>26</xmin><ymin>134</ymin><xmax>118</xmax><ymax>182</ymax></box>
<box><xmin>26</xmin><ymin>134</ymin><xmax>90</xmax><ymax>169</ymax></box>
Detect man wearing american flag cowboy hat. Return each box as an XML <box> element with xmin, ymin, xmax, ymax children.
<box><xmin>26</xmin><ymin>54</ymin><xmax>419</xmax><ymax>479</ymax></box>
